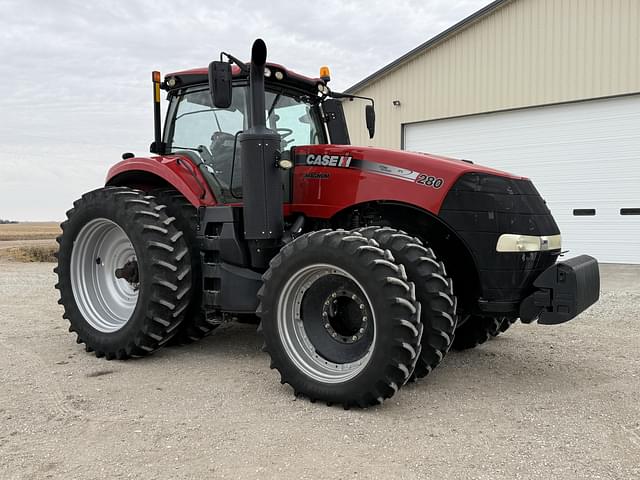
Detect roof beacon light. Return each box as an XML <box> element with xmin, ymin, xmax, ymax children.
<box><xmin>319</xmin><ymin>66</ymin><xmax>331</xmax><ymax>82</ymax></box>
<box><xmin>152</xmin><ymin>71</ymin><xmax>161</xmax><ymax>83</ymax></box>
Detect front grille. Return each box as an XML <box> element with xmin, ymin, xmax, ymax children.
<box><xmin>440</xmin><ymin>173</ymin><xmax>560</xmax><ymax>302</ymax></box>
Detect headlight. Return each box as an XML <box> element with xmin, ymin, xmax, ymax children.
<box><xmin>277</xmin><ymin>159</ymin><xmax>293</xmax><ymax>169</ymax></box>
<box><xmin>496</xmin><ymin>234</ymin><xmax>562</xmax><ymax>252</ymax></box>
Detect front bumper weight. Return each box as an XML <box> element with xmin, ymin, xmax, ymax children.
<box><xmin>520</xmin><ymin>255</ymin><xmax>600</xmax><ymax>325</ymax></box>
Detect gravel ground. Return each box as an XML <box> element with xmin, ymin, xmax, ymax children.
<box><xmin>0</xmin><ymin>262</ymin><xmax>638</xmax><ymax>479</ymax></box>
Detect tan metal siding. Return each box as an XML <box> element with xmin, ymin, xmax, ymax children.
<box><xmin>343</xmin><ymin>0</ymin><xmax>640</xmax><ymax>149</ymax></box>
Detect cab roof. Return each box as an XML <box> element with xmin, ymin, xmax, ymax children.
<box><xmin>163</xmin><ymin>62</ymin><xmax>326</xmax><ymax>95</ymax></box>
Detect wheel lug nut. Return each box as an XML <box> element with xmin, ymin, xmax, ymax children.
<box><xmin>322</xmin><ymin>312</ymin><xmax>328</xmax><ymax>318</ymax></box>
<box><xmin>359</xmin><ymin>328</ymin><xmax>364</xmax><ymax>333</ymax></box>
<box><xmin>352</xmin><ymin>335</ymin><xmax>357</xmax><ymax>341</ymax></box>
<box><xmin>362</xmin><ymin>317</ymin><xmax>367</xmax><ymax>322</ymax></box>
<box><xmin>332</xmin><ymin>332</ymin><xmax>337</xmax><ymax>337</ymax></box>
<box><xmin>359</xmin><ymin>304</ymin><xmax>365</xmax><ymax>310</ymax></box>
<box><xmin>325</xmin><ymin>323</ymin><xmax>330</xmax><ymax>329</ymax></box>
<box><xmin>351</xmin><ymin>294</ymin><xmax>357</xmax><ymax>300</ymax></box>
<box><xmin>331</xmin><ymin>292</ymin><xmax>337</xmax><ymax>298</ymax></box>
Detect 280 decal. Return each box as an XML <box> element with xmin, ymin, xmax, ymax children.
<box><xmin>415</xmin><ymin>174</ymin><xmax>444</xmax><ymax>189</ymax></box>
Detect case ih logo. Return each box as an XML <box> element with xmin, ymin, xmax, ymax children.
<box><xmin>305</xmin><ymin>154</ymin><xmax>352</xmax><ymax>167</ymax></box>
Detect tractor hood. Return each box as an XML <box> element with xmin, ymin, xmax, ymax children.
<box><xmin>292</xmin><ymin>144</ymin><xmax>529</xmax><ymax>218</ymax></box>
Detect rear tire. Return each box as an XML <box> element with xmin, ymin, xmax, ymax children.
<box><xmin>451</xmin><ymin>315</ymin><xmax>502</xmax><ymax>351</ymax></box>
<box><xmin>55</xmin><ymin>187</ymin><xmax>193</xmax><ymax>359</ymax></box>
<box><xmin>151</xmin><ymin>189</ymin><xmax>222</xmax><ymax>344</ymax></box>
<box><xmin>258</xmin><ymin>229</ymin><xmax>422</xmax><ymax>408</ymax></box>
<box><xmin>354</xmin><ymin>226</ymin><xmax>456</xmax><ymax>379</ymax></box>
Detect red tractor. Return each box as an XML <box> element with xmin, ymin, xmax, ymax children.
<box><xmin>55</xmin><ymin>40</ymin><xmax>600</xmax><ymax>408</ymax></box>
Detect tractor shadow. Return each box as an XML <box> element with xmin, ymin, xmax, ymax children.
<box><xmin>157</xmin><ymin>321</ymin><xmax>264</xmax><ymax>364</ymax></box>
<box><xmin>403</xmin><ymin>335</ymin><xmax>610</xmax><ymax>399</ymax></box>
<box><xmin>157</xmin><ymin>322</ymin><xmax>608</xmax><ymax>399</ymax></box>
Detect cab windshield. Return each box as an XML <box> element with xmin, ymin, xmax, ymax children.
<box><xmin>165</xmin><ymin>85</ymin><xmax>324</xmax><ymax>197</ymax></box>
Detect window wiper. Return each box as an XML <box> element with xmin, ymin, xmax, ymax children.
<box><xmin>267</xmin><ymin>93</ymin><xmax>281</xmax><ymax>120</ymax></box>
<box><xmin>175</xmin><ymin>108</ymin><xmax>217</xmax><ymax>121</ymax></box>
<box><xmin>213</xmin><ymin>110</ymin><xmax>222</xmax><ymax>132</ymax></box>
<box><xmin>168</xmin><ymin>146</ymin><xmax>204</xmax><ymax>153</ymax></box>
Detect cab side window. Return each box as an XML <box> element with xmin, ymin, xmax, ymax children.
<box><xmin>168</xmin><ymin>88</ymin><xmax>248</xmax><ymax>197</ymax></box>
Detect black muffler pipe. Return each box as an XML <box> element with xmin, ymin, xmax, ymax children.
<box><xmin>248</xmin><ymin>41</ymin><xmax>267</xmax><ymax>129</ymax></box>
<box><xmin>239</xmin><ymin>39</ymin><xmax>283</xmax><ymax>268</ymax></box>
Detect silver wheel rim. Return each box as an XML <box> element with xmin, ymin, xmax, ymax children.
<box><xmin>70</xmin><ymin>218</ymin><xmax>139</xmax><ymax>333</ymax></box>
<box><xmin>276</xmin><ymin>263</ymin><xmax>376</xmax><ymax>384</ymax></box>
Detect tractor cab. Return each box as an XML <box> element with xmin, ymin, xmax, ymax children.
<box><xmin>154</xmin><ymin>63</ymin><xmax>371</xmax><ymax>200</ymax></box>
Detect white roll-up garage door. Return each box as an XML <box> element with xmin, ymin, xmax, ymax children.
<box><xmin>404</xmin><ymin>95</ymin><xmax>640</xmax><ymax>264</ymax></box>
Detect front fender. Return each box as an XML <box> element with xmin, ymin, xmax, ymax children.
<box><xmin>106</xmin><ymin>155</ymin><xmax>216</xmax><ymax>206</ymax></box>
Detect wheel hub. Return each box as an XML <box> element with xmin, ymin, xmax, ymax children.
<box><xmin>70</xmin><ymin>218</ymin><xmax>139</xmax><ymax>333</ymax></box>
<box><xmin>114</xmin><ymin>259</ymin><xmax>139</xmax><ymax>288</ymax></box>
<box><xmin>321</xmin><ymin>289</ymin><xmax>368</xmax><ymax>344</ymax></box>
<box><xmin>276</xmin><ymin>264</ymin><xmax>376</xmax><ymax>384</ymax></box>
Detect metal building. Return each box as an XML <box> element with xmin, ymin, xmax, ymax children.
<box><xmin>342</xmin><ymin>0</ymin><xmax>640</xmax><ymax>263</ymax></box>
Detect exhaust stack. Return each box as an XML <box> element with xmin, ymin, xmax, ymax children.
<box><xmin>248</xmin><ymin>40</ymin><xmax>267</xmax><ymax>129</ymax></box>
<box><xmin>239</xmin><ymin>39</ymin><xmax>283</xmax><ymax>268</ymax></box>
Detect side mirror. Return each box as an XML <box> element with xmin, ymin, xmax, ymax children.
<box><xmin>365</xmin><ymin>104</ymin><xmax>375</xmax><ymax>139</ymax></box>
<box><xmin>208</xmin><ymin>61</ymin><xmax>233</xmax><ymax>108</ymax></box>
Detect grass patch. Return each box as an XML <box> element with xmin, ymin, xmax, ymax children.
<box><xmin>0</xmin><ymin>222</ymin><xmax>61</xmax><ymax>241</ymax></box>
<box><xmin>4</xmin><ymin>245</ymin><xmax>58</xmax><ymax>262</ymax></box>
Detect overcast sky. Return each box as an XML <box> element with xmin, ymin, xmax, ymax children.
<box><xmin>0</xmin><ymin>0</ymin><xmax>490</xmax><ymax>221</ymax></box>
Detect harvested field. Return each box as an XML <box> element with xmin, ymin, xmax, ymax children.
<box><xmin>0</xmin><ymin>244</ymin><xmax>58</xmax><ymax>262</ymax></box>
<box><xmin>0</xmin><ymin>222</ymin><xmax>61</xmax><ymax>241</ymax></box>
<box><xmin>0</xmin><ymin>223</ymin><xmax>60</xmax><ymax>262</ymax></box>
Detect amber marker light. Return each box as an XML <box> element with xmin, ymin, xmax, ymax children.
<box><xmin>319</xmin><ymin>66</ymin><xmax>331</xmax><ymax>82</ymax></box>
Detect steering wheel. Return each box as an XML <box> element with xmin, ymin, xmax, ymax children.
<box><xmin>276</xmin><ymin>128</ymin><xmax>294</xmax><ymax>147</ymax></box>
<box><xmin>210</xmin><ymin>131</ymin><xmax>236</xmax><ymax>152</ymax></box>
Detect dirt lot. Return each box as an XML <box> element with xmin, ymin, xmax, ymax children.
<box><xmin>0</xmin><ymin>262</ymin><xmax>638</xmax><ymax>479</ymax></box>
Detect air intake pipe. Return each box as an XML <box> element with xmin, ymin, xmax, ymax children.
<box><xmin>239</xmin><ymin>39</ymin><xmax>283</xmax><ymax>268</ymax></box>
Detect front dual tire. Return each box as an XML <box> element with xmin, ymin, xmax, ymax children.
<box><xmin>354</xmin><ymin>227</ymin><xmax>457</xmax><ymax>379</ymax></box>
<box><xmin>258</xmin><ymin>230</ymin><xmax>424</xmax><ymax>408</ymax></box>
